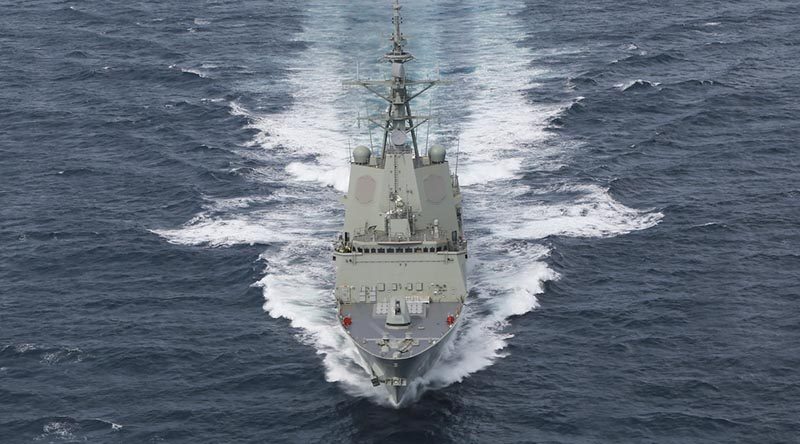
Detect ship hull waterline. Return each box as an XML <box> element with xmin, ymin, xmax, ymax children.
<box><xmin>342</xmin><ymin>316</ymin><xmax>462</xmax><ymax>406</ymax></box>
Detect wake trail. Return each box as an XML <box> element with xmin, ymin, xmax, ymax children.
<box><xmin>151</xmin><ymin>0</ymin><xmax>663</xmax><ymax>406</ymax></box>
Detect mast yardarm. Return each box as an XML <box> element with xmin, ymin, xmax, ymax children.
<box><xmin>345</xmin><ymin>0</ymin><xmax>440</xmax><ymax>160</ymax></box>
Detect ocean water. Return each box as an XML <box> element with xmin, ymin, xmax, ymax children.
<box><xmin>2</xmin><ymin>0</ymin><xmax>799</xmax><ymax>442</ymax></box>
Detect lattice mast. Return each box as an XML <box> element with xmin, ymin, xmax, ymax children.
<box><xmin>346</xmin><ymin>0</ymin><xmax>439</xmax><ymax>160</ymax></box>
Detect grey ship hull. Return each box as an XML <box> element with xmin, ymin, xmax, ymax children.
<box><xmin>338</xmin><ymin>298</ymin><xmax>464</xmax><ymax>404</ymax></box>
<box><xmin>350</xmin><ymin>315</ymin><xmax>460</xmax><ymax>404</ymax></box>
<box><xmin>332</xmin><ymin>0</ymin><xmax>468</xmax><ymax>407</ymax></box>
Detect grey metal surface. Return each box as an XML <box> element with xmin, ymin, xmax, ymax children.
<box><xmin>340</xmin><ymin>301</ymin><xmax>462</xmax><ymax>358</ymax></box>
<box><xmin>333</xmin><ymin>0</ymin><xmax>468</xmax><ymax>404</ymax></box>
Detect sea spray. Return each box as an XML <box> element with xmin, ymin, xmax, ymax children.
<box><xmin>152</xmin><ymin>0</ymin><xmax>662</xmax><ymax>406</ymax></box>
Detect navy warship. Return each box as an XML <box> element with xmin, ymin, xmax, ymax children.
<box><xmin>333</xmin><ymin>0</ymin><xmax>467</xmax><ymax>405</ymax></box>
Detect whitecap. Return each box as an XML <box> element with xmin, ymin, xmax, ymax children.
<box><xmin>153</xmin><ymin>0</ymin><xmax>665</xmax><ymax>407</ymax></box>
<box><xmin>617</xmin><ymin>79</ymin><xmax>661</xmax><ymax>91</ymax></box>
<box><xmin>38</xmin><ymin>421</ymin><xmax>76</xmax><ymax>441</ymax></box>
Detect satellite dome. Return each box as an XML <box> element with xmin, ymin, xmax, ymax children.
<box><xmin>353</xmin><ymin>145</ymin><xmax>371</xmax><ymax>164</ymax></box>
<box><xmin>429</xmin><ymin>145</ymin><xmax>446</xmax><ymax>163</ymax></box>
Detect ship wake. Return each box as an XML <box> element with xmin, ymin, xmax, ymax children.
<box><xmin>151</xmin><ymin>0</ymin><xmax>662</xmax><ymax>407</ymax></box>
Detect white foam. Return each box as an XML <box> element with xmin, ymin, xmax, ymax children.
<box><xmin>286</xmin><ymin>162</ymin><xmax>350</xmax><ymax>192</ymax></box>
<box><xmin>616</xmin><ymin>79</ymin><xmax>661</xmax><ymax>91</ymax></box>
<box><xmin>151</xmin><ymin>191</ymin><xmax>340</xmax><ymax>247</ymax></box>
<box><xmin>151</xmin><ymin>214</ymin><xmax>301</xmax><ymax>247</ymax></box>
<box><xmin>91</xmin><ymin>418</ymin><xmax>124</xmax><ymax>432</ymax></box>
<box><xmin>457</xmin><ymin>157</ymin><xmax>523</xmax><ymax>186</ymax></box>
<box><xmin>41</xmin><ymin>347</ymin><xmax>84</xmax><ymax>365</ymax></box>
<box><xmin>228</xmin><ymin>100</ymin><xmax>352</xmax><ymax>191</ymax></box>
<box><xmin>181</xmin><ymin>67</ymin><xmax>207</xmax><ymax>78</ymax></box>
<box><xmin>39</xmin><ymin>421</ymin><xmax>76</xmax><ymax>440</ymax></box>
<box><xmin>168</xmin><ymin>64</ymin><xmax>208</xmax><ymax>78</ymax></box>
<box><xmin>253</xmin><ymin>244</ymin><xmax>395</xmax><ymax>406</ymax></box>
<box><xmin>151</xmin><ymin>0</ymin><xmax>664</xmax><ymax>407</ymax></box>
<box><xmin>14</xmin><ymin>343</ymin><xmax>37</xmax><ymax>353</ymax></box>
<box><xmin>405</xmin><ymin>246</ymin><xmax>558</xmax><ymax>401</ymax></box>
<box><xmin>496</xmin><ymin>184</ymin><xmax>663</xmax><ymax>239</ymax></box>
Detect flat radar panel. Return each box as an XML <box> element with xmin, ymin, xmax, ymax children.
<box><xmin>355</xmin><ymin>175</ymin><xmax>376</xmax><ymax>204</ymax></box>
<box><xmin>423</xmin><ymin>174</ymin><xmax>447</xmax><ymax>203</ymax></box>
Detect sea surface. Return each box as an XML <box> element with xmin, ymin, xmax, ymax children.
<box><xmin>2</xmin><ymin>0</ymin><xmax>799</xmax><ymax>442</ymax></box>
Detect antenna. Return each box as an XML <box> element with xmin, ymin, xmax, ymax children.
<box><xmin>424</xmin><ymin>96</ymin><xmax>432</xmax><ymax>155</ymax></box>
<box><xmin>367</xmin><ymin>106</ymin><xmax>375</xmax><ymax>153</ymax></box>
<box><xmin>341</xmin><ymin>0</ymin><xmax>438</xmax><ymax>164</ymax></box>
<box><xmin>392</xmin><ymin>0</ymin><xmax>403</xmax><ymax>53</ymax></box>
<box><xmin>348</xmin><ymin>138</ymin><xmax>352</xmax><ymax>164</ymax></box>
<box><xmin>454</xmin><ymin>136</ymin><xmax>461</xmax><ymax>177</ymax></box>
<box><xmin>386</xmin><ymin>0</ymin><xmax>412</xmax><ymax>64</ymax></box>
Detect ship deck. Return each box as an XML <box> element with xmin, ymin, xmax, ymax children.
<box><xmin>340</xmin><ymin>301</ymin><xmax>462</xmax><ymax>359</ymax></box>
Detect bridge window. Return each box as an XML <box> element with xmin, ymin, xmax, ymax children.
<box><xmin>378</xmin><ymin>248</ymin><xmax>385</xmax><ymax>253</ymax></box>
<box><xmin>404</xmin><ymin>248</ymin><xmax>412</xmax><ymax>253</ymax></box>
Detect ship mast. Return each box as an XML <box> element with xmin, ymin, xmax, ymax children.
<box><xmin>345</xmin><ymin>0</ymin><xmax>439</xmax><ymax>161</ymax></box>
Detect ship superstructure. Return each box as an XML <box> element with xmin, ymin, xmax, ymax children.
<box><xmin>333</xmin><ymin>0</ymin><xmax>467</xmax><ymax>405</ymax></box>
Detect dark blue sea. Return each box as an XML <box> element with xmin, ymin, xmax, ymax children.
<box><xmin>2</xmin><ymin>0</ymin><xmax>799</xmax><ymax>442</ymax></box>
